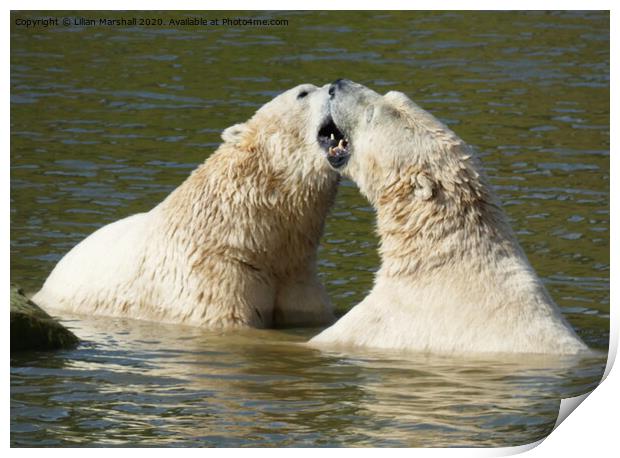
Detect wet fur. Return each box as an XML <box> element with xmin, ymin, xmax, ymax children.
<box><xmin>310</xmin><ymin>84</ymin><xmax>587</xmax><ymax>354</ymax></box>
<box><xmin>34</xmin><ymin>84</ymin><xmax>339</xmax><ymax>328</ymax></box>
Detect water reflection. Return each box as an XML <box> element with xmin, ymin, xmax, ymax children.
<box><xmin>11</xmin><ymin>315</ymin><xmax>605</xmax><ymax>447</ymax></box>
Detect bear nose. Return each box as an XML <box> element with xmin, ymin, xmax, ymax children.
<box><xmin>329</xmin><ymin>78</ymin><xmax>346</xmax><ymax>98</ymax></box>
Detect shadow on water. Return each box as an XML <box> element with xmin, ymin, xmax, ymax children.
<box><xmin>11</xmin><ymin>10</ymin><xmax>609</xmax><ymax>446</ymax></box>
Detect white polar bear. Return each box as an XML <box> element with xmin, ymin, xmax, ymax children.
<box><xmin>34</xmin><ymin>83</ymin><xmax>348</xmax><ymax>328</ymax></box>
<box><xmin>310</xmin><ymin>79</ymin><xmax>588</xmax><ymax>355</ymax></box>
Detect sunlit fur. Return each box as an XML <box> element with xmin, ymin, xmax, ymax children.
<box><xmin>310</xmin><ymin>82</ymin><xmax>588</xmax><ymax>354</ymax></box>
<box><xmin>34</xmin><ymin>84</ymin><xmax>339</xmax><ymax>328</ymax></box>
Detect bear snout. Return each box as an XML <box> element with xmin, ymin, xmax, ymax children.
<box><xmin>329</xmin><ymin>78</ymin><xmax>352</xmax><ymax>98</ymax></box>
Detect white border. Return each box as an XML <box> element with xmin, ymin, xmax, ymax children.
<box><xmin>5</xmin><ymin>2</ymin><xmax>615</xmax><ymax>455</ymax></box>
<box><xmin>4</xmin><ymin>1</ymin><xmax>618</xmax><ymax>10</ymax></box>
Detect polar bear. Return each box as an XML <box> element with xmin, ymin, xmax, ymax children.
<box><xmin>33</xmin><ymin>83</ymin><xmax>347</xmax><ymax>328</ymax></box>
<box><xmin>309</xmin><ymin>79</ymin><xmax>588</xmax><ymax>354</ymax></box>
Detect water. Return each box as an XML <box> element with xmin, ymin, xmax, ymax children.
<box><xmin>10</xmin><ymin>317</ymin><xmax>605</xmax><ymax>447</ymax></box>
<box><xmin>11</xmin><ymin>11</ymin><xmax>609</xmax><ymax>447</ymax></box>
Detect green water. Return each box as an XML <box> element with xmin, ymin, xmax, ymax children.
<box><xmin>11</xmin><ymin>11</ymin><xmax>609</xmax><ymax>447</ymax></box>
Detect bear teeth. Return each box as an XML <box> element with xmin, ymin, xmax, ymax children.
<box><xmin>328</xmin><ymin>140</ymin><xmax>349</xmax><ymax>157</ymax></box>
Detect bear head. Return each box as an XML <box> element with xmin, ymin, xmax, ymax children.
<box><xmin>324</xmin><ymin>79</ymin><xmax>487</xmax><ymax>208</ymax></box>
<box><xmin>221</xmin><ymin>83</ymin><xmax>345</xmax><ymax>185</ymax></box>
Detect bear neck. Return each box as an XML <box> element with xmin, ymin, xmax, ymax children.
<box><xmin>157</xmin><ymin>141</ymin><xmax>339</xmax><ymax>272</ymax></box>
<box><xmin>374</xmin><ymin>159</ymin><xmax>524</xmax><ymax>280</ymax></box>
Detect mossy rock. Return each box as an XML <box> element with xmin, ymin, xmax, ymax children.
<box><xmin>11</xmin><ymin>286</ymin><xmax>79</xmax><ymax>352</ymax></box>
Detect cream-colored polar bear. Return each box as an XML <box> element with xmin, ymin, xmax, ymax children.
<box><xmin>310</xmin><ymin>79</ymin><xmax>588</xmax><ymax>354</ymax></box>
<box><xmin>34</xmin><ymin>83</ymin><xmax>346</xmax><ymax>328</ymax></box>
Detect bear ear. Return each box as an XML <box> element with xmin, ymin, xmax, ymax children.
<box><xmin>383</xmin><ymin>91</ymin><xmax>411</xmax><ymax>106</ymax></box>
<box><xmin>384</xmin><ymin>91</ymin><xmax>423</xmax><ymax>116</ymax></box>
<box><xmin>221</xmin><ymin>123</ymin><xmax>248</xmax><ymax>144</ymax></box>
<box><xmin>365</xmin><ymin>105</ymin><xmax>376</xmax><ymax>124</ymax></box>
<box><xmin>411</xmin><ymin>172</ymin><xmax>436</xmax><ymax>201</ymax></box>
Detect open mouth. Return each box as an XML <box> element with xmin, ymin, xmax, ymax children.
<box><xmin>317</xmin><ymin>117</ymin><xmax>350</xmax><ymax>168</ymax></box>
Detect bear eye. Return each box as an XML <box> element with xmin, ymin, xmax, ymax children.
<box><xmin>297</xmin><ymin>90</ymin><xmax>309</xmax><ymax>99</ymax></box>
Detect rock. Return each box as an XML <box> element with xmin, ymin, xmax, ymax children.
<box><xmin>11</xmin><ymin>286</ymin><xmax>78</xmax><ymax>352</ymax></box>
